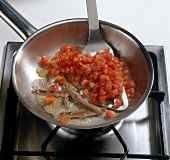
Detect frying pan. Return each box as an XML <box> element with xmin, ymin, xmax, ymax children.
<box><xmin>0</xmin><ymin>0</ymin><xmax>154</xmax><ymax>129</ymax></box>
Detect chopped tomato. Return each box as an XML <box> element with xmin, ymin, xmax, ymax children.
<box><xmin>92</xmin><ymin>71</ymin><xmax>100</xmax><ymax>80</ymax></box>
<box><xmin>45</xmin><ymin>95</ymin><xmax>56</xmax><ymax>104</ymax></box>
<box><xmin>123</xmin><ymin>69</ymin><xmax>129</xmax><ymax>76</ymax></box>
<box><xmin>60</xmin><ymin>59</ymin><xmax>67</xmax><ymax>67</ymax></box>
<box><xmin>92</xmin><ymin>83</ymin><xmax>100</xmax><ymax>93</ymax></box>
<box><xmin>106</xmin><ymin>110</ymin><xmax>116</xmax><ymax>120</ymax></box>
<box><xmin>82</xmin><ymin>79</ymin><xmax>88</xmax><ymax>88</ymax></box>
<box><xmin>73</xmin><ymin>80</ymin><xmax>79</xmax><ymax>87</ymax></box>
<box><xmin>48</xmin><ymin>68</ymin><xmax>56</xmax><ymax>76</ymax></box>
<box><xmin>40</xmin><ymin>56</ymin><xmax>49</xmax><ymax>66</ymax></box>
<box><xmin>109</xmin><ymin>89</ymin><xmax>119</xmax><ymax>98</ymax></box>
<box><xmin>98</xmin><ymin>96</ymin><xmax>106</xmax><ymax>105</ymax></box>
<box><xmin>40</xmin><ymin>44</ymin><xmax>135</xmax><ymax>108</ymax></box>
<box><xmin>126</xmin><ymin>88</ymin><xmax>135</xmax><ymax>98</ymax></box>
<box><xmin>55</xmin><ymin>76</ymin><xmax>66</xmax><ymax>84</ymax></box>
<box><xmin>50</xmin><ymin>84</ymin><xmax>59</xmax><ymax>92</ymax></box>
<box><xmin>114</xmin><ymin>98</ymin><xmax>123</xmax><ymax>109</ymax></box>
<box><xmin>70</xmin><ymin>67</ymin><xmax>75</xmax><ymax>74</ymax></box>
<box><xmin>124</xmin><ymin>80</ymin><xmax>135</xmax><ymax>89</ymax></box>
<box><xmin>59</xmin><ymin>116</ymin><xmax>68</xmax><ymax>124</ymax></box>
<box><xmin>49</xmin><ymin>60</ymin><xmax>56</xmax><ymax>68</ymax></box>
<box><xmin>83</xmin><ymin>89</ymin><xmax>89</xmax><ymax>97</ymax></box>
<box><xmin>89</xmin><ymin>82</ymin><xmax>95</xmax><ymax>89</ymax></box>
<box><xmin>60</xmin><ymin>44</ymin><xmax>77</xmax><ymax>53</ymax></box>
<box><xmin>98</xmin><ymin>87</ymin><xmax>106</xmax><ymax>96</ymax></box>
<box><xmin>100</xmin><ymin>74</ymin><xmax>110</xmax><ymax>82</ymax></box>
<box><xmin>90</xmin><ymin>93</ymin><xmax>97</xmax><ymax>104</ymax></box>
<box><xmin>81</xmin><ymin>64</ymin><xmax>92</xmax><ymax>75</ymax></box>
<box><xmin>105</xmin><ymin>83</ymin><xmax>112</xmax><ymax>93</ymax></box>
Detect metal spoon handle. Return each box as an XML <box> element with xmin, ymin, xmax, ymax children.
<box><xmin>86</xmin><ymin>0</ymin><xmax>99</xmax><ymax>30</ymax></box>
<box><xmin>0</xmin><ymin>0</ymin><xmax>37</xmax><ymax>40</ymax></box>
<box><xmin>85</xmin><ymin>0</ymin><xmax>105</xmax><ymax>48</ymax></box>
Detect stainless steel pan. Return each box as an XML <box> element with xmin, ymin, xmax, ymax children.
<box><xmin>0</xmin><ymin>0</ymin><xmax>154</xmax><ymax>129</ymax></box>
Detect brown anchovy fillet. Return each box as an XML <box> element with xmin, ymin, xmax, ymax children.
<box><xmin>60</xmin><ymin>109</ymin><xmax>97</xmax><ymax>119</ymax></box>
<box><xmin>65</xmin><ymin>82</ymin><xmax>105</xmax><ymax>115</ymax></box>
<box><xmin>32</xmin><ymin>89</ymin><xmax>69</xmax><ymax>97</ymax></box>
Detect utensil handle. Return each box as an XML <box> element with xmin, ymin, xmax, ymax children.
<box><xmin>86</xmin><ymin>0</ymin><xmax>99</xmax><ymax>30</ymax></box>
<box><xmin>0</xmin><ymin>0</ymin><xmax>37</xmax><ymax>40</ymax></box>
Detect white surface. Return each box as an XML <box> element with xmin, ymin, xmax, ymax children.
<box><xmin>0</xmin><ymin>0</ymin><xmax>170</xmax><ymax>86</ymax></box>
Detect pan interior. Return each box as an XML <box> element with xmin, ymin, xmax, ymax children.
<box><xmin>12</xmin><ymin>19</ymin><xmax>153</xmax><ymax>129</ymax></box>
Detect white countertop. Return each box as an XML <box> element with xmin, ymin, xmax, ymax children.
<box><xmin>0</xmin><ymin>0</ymin><xmax>170</xmax><ymax>87</ymax></box>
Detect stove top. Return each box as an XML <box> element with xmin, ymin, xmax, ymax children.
<box><xmin>0</xmin><ymin>42</ymin><xmax>170</xmax><ymax>160</ymax></box>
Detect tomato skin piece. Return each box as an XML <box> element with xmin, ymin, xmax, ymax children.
<box><xmin>40</xmin><ymin>56</ymin><xmax>49</xmax><ymax>66</ymax></box>
<box><xmin>59</xmin><ymin>116</ymin><xmax>68</xmax><ymax>124</ymax></box>
<box><xmin>45</xmin><ymin>95</ymin><xmax>56</xmax><ymax>104</ymax></box>
<box><xmin>106</xmin><ymin>110</ymin><xmax>116</xmax><ymax>120</ymax></box>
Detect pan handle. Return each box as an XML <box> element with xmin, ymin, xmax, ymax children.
<box><xmin>0</xmin><ymin>0</ymin><xmax>37</xmax><ymax>40</ymax></box>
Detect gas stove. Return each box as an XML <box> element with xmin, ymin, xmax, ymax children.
<box><xmin>0</xmin><ymin>42</ymin><xmax>170</xmax><ymax>160</ymax></box>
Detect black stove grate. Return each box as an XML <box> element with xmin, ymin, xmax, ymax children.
<box><xmin>0</xmin><ymin>43</ymin><xmax>169</xmax><ymax>160</ymax></box>
<box><xmin>41</xmin><ymin>124</ymin><xmax>128</xmax><ymax>160</ymax></box>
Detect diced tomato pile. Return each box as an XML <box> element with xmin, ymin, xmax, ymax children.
<box><xmin>40</xmin><ymin>44</ymin><xmax>135</xmax><ymax>109</ymax></box>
